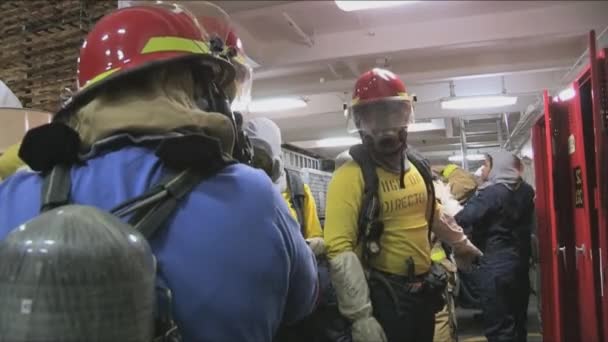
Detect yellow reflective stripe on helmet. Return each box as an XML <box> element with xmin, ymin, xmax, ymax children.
<box><xmin>431</xmin><ymin>246</ymin><xmax>447</xmax><ymax>261</ymax></box>
<box><xmin>83</xmin><ymin>68</ymin><xmax>120</xmax><ymax>89</ymax></box>
<box><xmin>233</xmin><ymin>54</ymin><xmax>246</xmax><ymax>65</ymax></box>
<box><xmin>398</xmin><ymin>92</ymin><xmax>414</xmax><ymax>101</ymax></box>
<box><xmin>141</xmin><ymin>37</ymin><xmax>210</xmax><ymax>55</ymax></box>
<box><xmin>442</xmin><ymin>164</ymin><xmax>459</xmax><ymax>178</ymax></box>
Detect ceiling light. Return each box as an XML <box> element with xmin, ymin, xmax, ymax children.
<box><xmin>315</xmin><ymin>137</ymin><xmax>361</xmax><ymax>148</ymax></box>
<box><xmin>448</xmin><ymin>154</ymin><xmax>487</xmax><ymax>162</ymax></box>
<box><xmin>557</xmin><ymin>87</ymin><xmax>575</xmax><ymax>102</ymax></box>
<box><xmin>335</xmin><ymin>1</ymin><xmax>417</xmax><ymax>12</ymax></box>
<box><xmin>249</xmin><ymin>98</ymin><xmax>307</xmax><ymax>113</ymax></box>
<box><xmin>231</xmin><ymin>99</ymin><xmax>248</xmax><ymax>112</ymax></box>
<box><xmin>441</xmin><ymin>96</ymin><xmax>518</xmax><ymax>110</ymax></box>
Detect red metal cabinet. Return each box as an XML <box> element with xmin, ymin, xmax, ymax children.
<box><xmin>535</xmin><ymin>31</ymin><xmax>608</xmax><ymax>342</ymax></box>
<box><xmin>532</xmin><ymin>107</ymin><xmax>566</xmax><ymax>342</ymax></box>
<box><xmin>590</xmin><ymin>39</ymin><xmax>608</xmax><ymax>342</ymax></box>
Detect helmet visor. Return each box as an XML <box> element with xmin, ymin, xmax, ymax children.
<box><xmin>117</xmin><ymin>1</ymin><xmax>234</xmax><ymax>48</ymax></box>
<box><xmin>347</xmin><ymin>99</ymin><xmax>413</xmax><ymax>134</ymax></box>
<box><xmin>230</xmin><ymin>61</ymin><xmax>253</xmax><ymax>111</ymax></box>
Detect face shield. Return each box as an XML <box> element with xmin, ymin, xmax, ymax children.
<box><xmin>117</xmin><ymin>1</ymin><xmax>228</xmax><ymax>48</ymax></box>
<box><xmin>347</xmin><ymin>98</ymin><xmax>414</xmax><ymax>135</ymax></box>
<box><xmin>175</xmin><ymin>1</ymin><xmax>252</xmax><ymax>107</ymax></box>
<box><xmin>347</xmin><ymin>98</ymin><xmax>413</xmax><ymax>155</ymax></box>
<box><xmin>117</xmin><ymin>1</ymin><xmax>240</xmax><ymax>97</ymax></box>
<box><xmin>230</xmin><ymin>54</ymin><xmax>253</xmax><ymax>113</ymax></box>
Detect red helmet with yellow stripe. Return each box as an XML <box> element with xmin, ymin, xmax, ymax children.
<box><xmin>57</xmin><ymin>3</ymin><xmax>235</xmax><ymax>120</ymax></box>
<box><xmin>347</xmin><ymin>68</ymin><xmax>414</xmax><ymax>134</ymax></box>
<box><xmin>117</xmin><ymin>0</ymin><xmax>253</xmax><ymax>113</ymax></box>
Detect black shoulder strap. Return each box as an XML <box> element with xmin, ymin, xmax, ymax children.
<box><xmin>41</xmin><ymin>164</ymin><xmax>72</xmax><ymax>212</ymax></box>
<box><xmin>349</xmin><ymin>144</ymin><xmax>383</xmax><ymax>261</ymax></box>
<box><xmin>40</xmin><ymin>164</ymin><xmax>209</xmax><ymax>240</ymax></box>
<box><xmin>348</xmin><ymin>144</ymin><xmax>437</xmax><ymax>262</ymax></box>
<box><xmin>111</xmin><ymin>169</ymin><xmax>207</xmax><ymax>239</ymax></box>
<box><xmin>285</xmin><ymin>169</ymin><xmax>306</xmax><ymax>236</ymax></box>
<box><xmin>406</xmin><ymin>148</ymin><xmax>436</xmax><ymax>242</ymax></box>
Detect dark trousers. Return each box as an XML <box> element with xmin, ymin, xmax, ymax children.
<box><xmin>369</xmin><ymin>273</ymin><xmax>438</xmax><ymax>342</ymax></box>
<box><xmin>477</xmin><ymin>252</ymin><xmax>530</xmax><ymax>342</ymax></box>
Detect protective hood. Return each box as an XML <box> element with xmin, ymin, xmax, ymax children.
<box><xmin>335</xmin><ymin>149</ymin><xmax>352</xmax><ymax>170</ymax></box>
<box><xmin>244</xmin><ymin>117</ymin><xmax>283</xmax><ymax>162</ymax></box>
<box><xmin>244</xmin><ymin>117</ymin><xmax>285</xmax><ymax>189</ymax></box>
<box><xmin>488</xmin><ymin>150</ymin><xmax>521</xmax><ymax>190</ymax></box>
<box><xmin>66</xmin><ymin>66</ymin><xmax>236</xmax><ymax>159</ymax></box>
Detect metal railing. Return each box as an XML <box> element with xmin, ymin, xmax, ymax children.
<box><xmin>282</xmin><ymin>148</ymin><xmax>321</xmax><ymax>170</ymax></box>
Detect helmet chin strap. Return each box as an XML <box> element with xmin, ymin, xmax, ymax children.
<box><xmin>361</xmin><ymin>128</ymin><xmax>408</xmax><ymax>188</ymax></box>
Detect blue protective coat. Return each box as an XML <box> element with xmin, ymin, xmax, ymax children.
<box><xmin>0</xmin><ymin>144</ymin><xmax>319</xmax><ymax>342</ymax></box>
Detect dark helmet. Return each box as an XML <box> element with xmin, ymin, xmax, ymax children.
<box><xmin>0</xmin><ymin>205</ymin><xmax>156</xmax><ymax>342</ymax></box>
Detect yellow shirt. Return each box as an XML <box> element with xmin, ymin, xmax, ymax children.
<box><xmin>0</xmin><ymin>143</ymin><xmax>25</xmax><ymax>180</ymax></box>
<box><xmin>282</xmin><ymin>184</ymin><xmax>323</xmax><ymax>239</ymax></box>
<box><xmin>325</xmin><ymin>160</ymin><xmax>433</xmax><ymax>275</ymax></box>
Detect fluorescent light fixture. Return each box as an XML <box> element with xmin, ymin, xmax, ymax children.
<box><xmin>441</xmin><ymin>96</ymin><xmax>518</xmax><ymax>110</ymax></box>
<box><xmin>407</xmin><ymin>119</ymin><xmax>446</xmax><ymax>132</ymax></box>
<box><xmin>231</xmin><ymin>99</ymin><xmax>248</xmax><ymax>112</ymax></box>
<box><xmin>335</xmin><ymin>1</ymin><xmax>417</xmax><ymax>12</ymax></box>
<box><xmin>316</xmin><ymin>137</ymin><xmax>361</xmax><ymax>148</ymax></box>
<box><xmin>249</xmin><ymin>98</ymin><xmax>307</xmax><ymax>113</ymax></box>
<box><xmin>292</xmin><ymin>120</ymin><xmax>447</xmax><ymax>149</ymax></box>
<box><xmin>558</xmin><ymin>87</ymin><xmax>575</xmax><ymax>102</ymax></box>
<box><xmin>448</xmin><ymin>154</ymin><xmax>487</xmax><ymax>162</ymax></box>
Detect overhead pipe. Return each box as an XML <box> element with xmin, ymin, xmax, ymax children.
<box><xmin>504</xmin><ymin>26</ymin><xmax>608</xmax><ymax>152</ymax></box>
<box><xmin>502</xmin><ymin>98</ymin><xmax>542</xmax><ymax>150</ymax></box>
<box><xmin>459</xmin><ymin>118</ymin><xmax>469</xmax><ymax>170</ymax></box>
<box><xmin>282</xmin><ymin>12</ymin><xmax>314</xmax><ymax>48</ymax></box>
<box><xmin>497</xmin><ymin>119</ymin><xmax>504</xmax><ymax>146</ymax></box>
<box><xmin>559</xmin><ymin>26</ymin><xmax>608</xmax><ymax>84</ymax></box>
<box><xmin>327</xmin><ymin>64</ymin><xmax>341</xmax><ymax>79</ymax></box>
<box><xmin>503</xmin><ymin>112</ymin><xmax>510</xmax><ymax>136</ymax></box>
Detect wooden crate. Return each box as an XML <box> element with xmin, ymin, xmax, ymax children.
<box><xmin>0</xmin><ymin>0</ymin><xmax>116</xmax><ymax>111</ymax></box>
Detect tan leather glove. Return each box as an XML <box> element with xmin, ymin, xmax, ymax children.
<box><xmin>329</xmin><ymin>251</ymin><xmax>387</xmax><ymax>342</ymax></box>
<box><xmin>431</xmin><ymin>210</ymin><xmax>483</xmax><ymax>272</ymax></box>
<box><xmin>452</xmin><ymin>239</ymin><xmax>482</xmax><ymax>272</ymax></box>
<box><xmin>433</xmin><ymin>180</ymin><xmax>464</xmax><ymax>217</ymax></box>
<box><xmin>306</xmin><ymin>237</ymin><xmax>326</xmax><ymax>257</ymax></box>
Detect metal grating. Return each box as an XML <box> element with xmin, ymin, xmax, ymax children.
<box><xmin>282</xmin><ymin>148</ymin><xmax>321</xmax><ymax>170</ymax></box>
<box><xmin>285</xmin><ymin>166</ymin><xmax>333</xmax><ymax>222</ymax></box>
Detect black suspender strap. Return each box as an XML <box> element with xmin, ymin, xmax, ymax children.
<box><xmin>41</xmin><ymin>164</ymin><xmax>72</xmax><ymax>212</ymax></box>
<box><xmin>40</xmin><ymin>163</ymin><xmax>207</xmax><ymax>242</ymax></box>
<box><xmin>285</xmin><ymin>169</ymin><xmax>306</xmax><ymax>236</ymax></box>
<box><xmin>111</xmin><ymin>169</ymin><xmax>206</xmax><ymax>239</ymax></box>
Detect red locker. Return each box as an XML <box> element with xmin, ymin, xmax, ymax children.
<box><xmin>532</xmin><ymin>105</ymin><xmax>566</xmax><ymax>342</ymax></box>
<box><xmin>565</xmin><ymin>68</ymin><xmax>601</xmax><ymax>342</ymax></box>
<box><xmin>535</xmin><ymin>31</ymin><xmax>608</xmax><ymax>341</ymax></box>
<box><xmin>590</xmin><ymin>39</ymin><xmax>608</xmax><ymax>342</ymax></box>
<box><xmin>535</xmin><ymin>91</ymin><xmax>581</xmax><ymax>342</ymax></box>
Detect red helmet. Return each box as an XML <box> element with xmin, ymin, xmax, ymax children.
<box><xmin>225</xmin><ymin>31</ymin><xmax>253</xmax><ymax>113</ymax></box>
<box><xmin>347</xmin><ymin>68</ymin><xmax>414</xmax><ymax>134</ymax></box>
<box><xmin>118</xmin><ymin>1</ymin><xmax>253</xmax><ymax>113</ymax></box>
<box><xmin>173</xmin><ymin>1</ymin><xmax>253</xmax><ymax>112</ymax></box>
<box><xmin>57</xmin><ymin>3</ymin><xmax>234</xmax><ymax>120</ymax></box>
<box><xmin>198</xmin><ymin>16</ymin><xmax>252</xmax><ymax>111</ymax></box>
